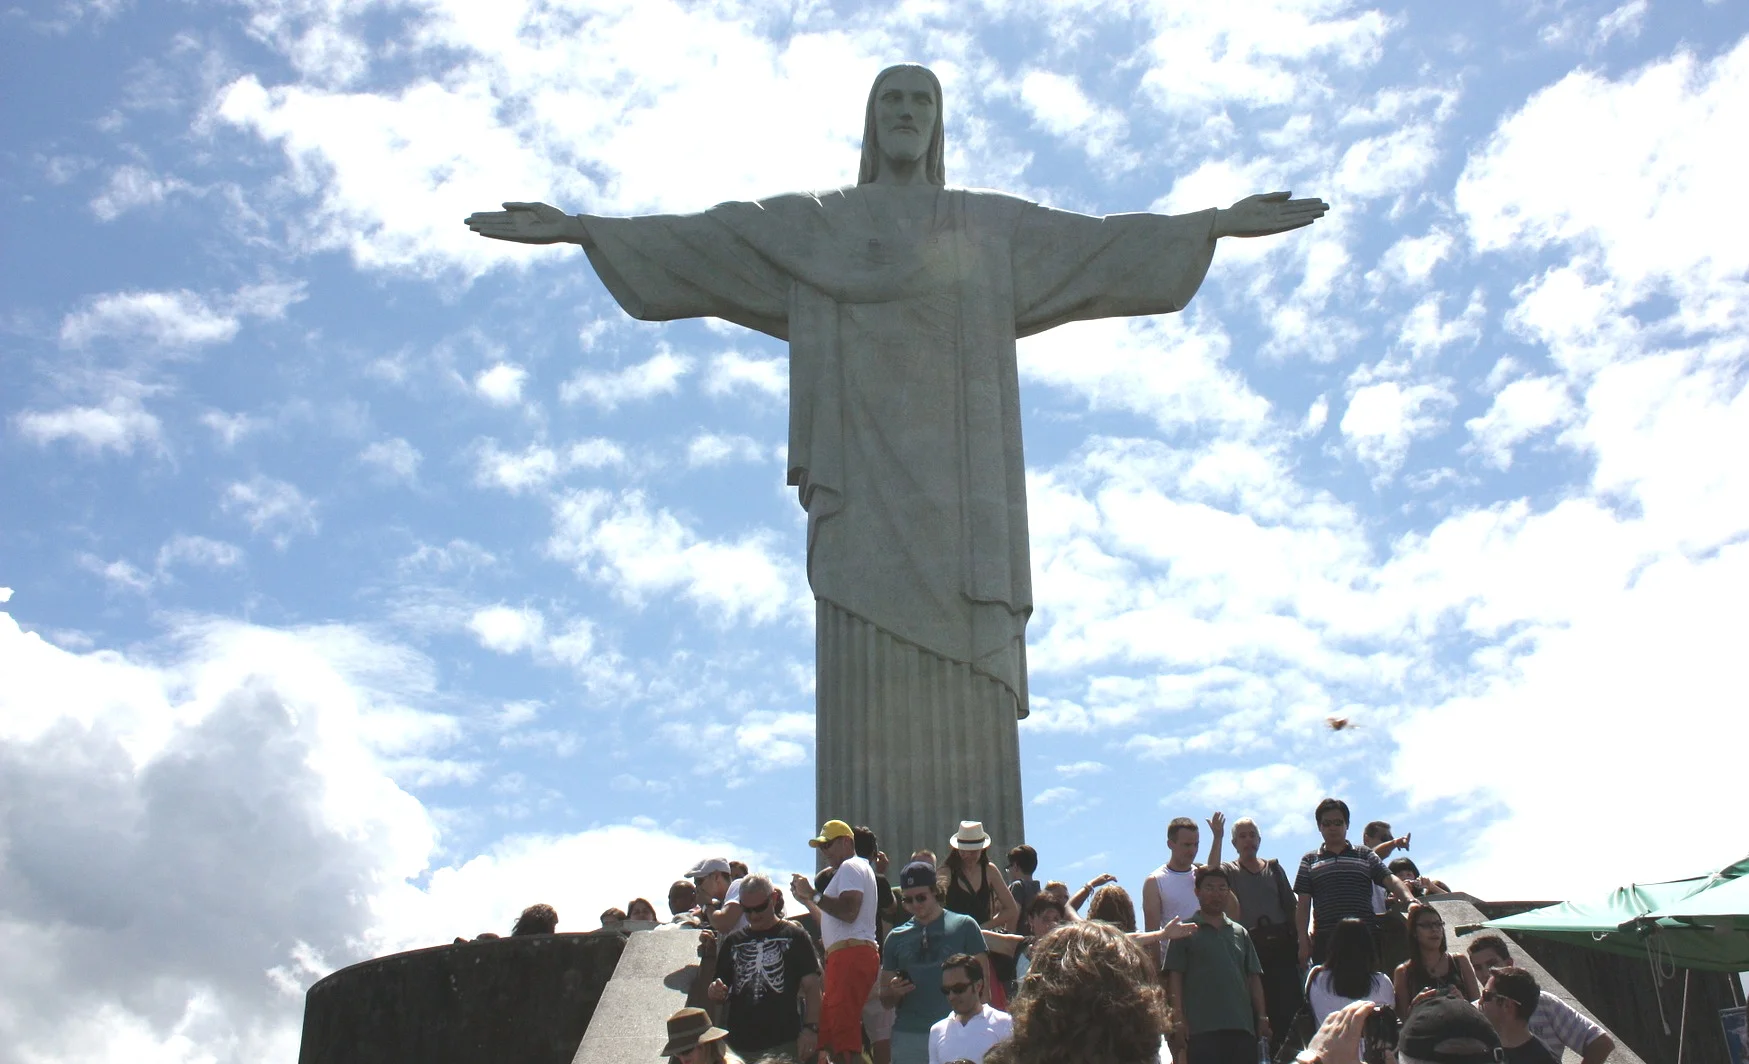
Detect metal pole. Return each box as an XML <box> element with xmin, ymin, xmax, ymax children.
<box><xmin>1676</xmin><ymin>968</ymin><xmax>1690</xmax><ymax>1064</ymax></box>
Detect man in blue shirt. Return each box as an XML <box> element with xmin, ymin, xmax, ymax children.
<box><xmin>880</xmin><ymin>862</ymin><xmax>992</xmax><ymax>1064</ymax></box>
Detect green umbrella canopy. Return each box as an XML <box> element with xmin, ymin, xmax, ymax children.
<box><xmin>1645</xmin><ymin>861</ymin><xmax>1749</xmax><ymax>930</ymax></box>
<box><xmin>1483</xmin><ymin>857</ymin><xmax>1749</xmax><ymax>972</ymax></box>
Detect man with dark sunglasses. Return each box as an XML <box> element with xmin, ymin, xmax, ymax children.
<box><xmin>926</xmin><ymin>953</ymin><xmax>1011</xmax><ymax>1064</ymax></box>
<box><xmin>708</xmin><ymin>875</ymin><xmax>823</xmax><ymax>1062</ymax></box>
<box><xmin>880</xmin><ymin>862</ymin><xmax>992</xmax><ymax>1064</ymax></box>
<box><xmin>1478</xmin><ymin>968</ymin><xmax>1557</xmax><ymax>1063</ymax></box>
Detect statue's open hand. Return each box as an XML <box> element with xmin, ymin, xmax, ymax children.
<box><xmin>464</xmin><ymin>201</ymin><xmax>576</xmax><ymax>244</ymax></box>
<box><xmin>1215</xmin><ymin>191</ymin><xmax>1329</xmax><ymax>238</ymax></box>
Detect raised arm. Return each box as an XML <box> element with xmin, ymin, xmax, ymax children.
<box><xmin>464</xmin><ymin>202</ymin><xmax>593</xmax><ymax>247</ymax></box>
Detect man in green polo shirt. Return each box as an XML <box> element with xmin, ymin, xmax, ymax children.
<box><xmin>1162</xmin><ymin>866</ymin><xmax>1269</xmax><ymax>1064</ymax></box>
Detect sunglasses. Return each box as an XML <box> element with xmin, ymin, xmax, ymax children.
<box><xmin>941</xmin><ymin>982</ymin><xmax>977</xmax><ymax>996</ymax></box>
<box><xmin>902</xmin><ymin>892</ymin><xmax>932</xmax><ymax>905</ymax></box>
<box><xmin>742</xmin><ymin>898</ymin><xmax>771</xmax><ymax>914</ymax></box>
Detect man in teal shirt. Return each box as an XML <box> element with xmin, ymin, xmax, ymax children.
<box><xmin>1162</xmin><ymin>866</ymin><xmax>1269</xmax><ymax>1064</ymax></box>
<box><xmin>881</xmin><ymin>862</ymin><xmax>992</xmax><ymax>1064</ymax></box>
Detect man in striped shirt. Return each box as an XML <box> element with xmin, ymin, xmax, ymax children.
<box><xmin>1467</xmin><ymin>934</ymin><xmax>1617</xmax><ymax>1064</ymax></box>
<box><xmin>1293</xmin><ymin>797</ymin><xmax>1412</xmax><ymax>964</ymax></box>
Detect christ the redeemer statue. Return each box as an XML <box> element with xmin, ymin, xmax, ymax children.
<box><xmin>467</xmin><ymin>64</ymin><xmax>1327</xmax><ymax>864</ymax></box>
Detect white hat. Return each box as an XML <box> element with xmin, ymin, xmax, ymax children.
<box><xmin>950</xmin><ymin>821</ymin><xmax>991</xmax><ymax>850</ymax></box>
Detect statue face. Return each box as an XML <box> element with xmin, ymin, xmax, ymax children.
<box><xmin>873</xmin><ymin>68</ymin><xmax>937</xmax><ymax>168</ymax></box>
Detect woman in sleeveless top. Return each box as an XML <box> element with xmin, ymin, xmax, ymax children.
<box><xmin>1392</xmin><ymin>902</ymin><xmax>1479</xmax><ymax>1014</ymax></box>
<box><xmin>940</xmin><ymin>821</ymin><xmax>1020</xmax><ymax>931</ymax></box>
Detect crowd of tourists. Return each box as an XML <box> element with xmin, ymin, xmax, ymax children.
<box><xmin>494</xmin><ymin>798</ymin><xmax>1619</xmax><ymax>1064</ymax></box>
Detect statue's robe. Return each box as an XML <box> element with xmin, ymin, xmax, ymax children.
<box><xmin>580</xmin><ymin>185</ymin><xmax>1216</xmax><ymax>860</ymax></box>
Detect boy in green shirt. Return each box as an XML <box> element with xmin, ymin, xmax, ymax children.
<box><xmin>1162</xmin><ymin>866</ymin><xmax>1269</xmax><ymax>1064</ymax></box>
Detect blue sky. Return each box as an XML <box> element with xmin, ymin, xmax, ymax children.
<box><xmin>4</xmin><ymin>0</ymin><xmax>1748</xmax><ymax>1058</ymax></box>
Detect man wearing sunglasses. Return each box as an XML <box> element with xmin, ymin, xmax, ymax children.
<box><xmin>708</xmin><ymin>875</ymin><xmax>823</xmax><ymax>1062</ymax></box>
<box><xmin>926</xmin><ymin>953</ymin><xmax>1011</xmax><ymax>1064</ymax></box>
<box><xmin>1477</xmin><ymin>968</ymin><xmax>1557</xmax><ymax>1064</ymax></box>
<box><xmin>880</xmin><ymin>861</ymin><xmax>993</xmax><ymax>1064</ymax></box>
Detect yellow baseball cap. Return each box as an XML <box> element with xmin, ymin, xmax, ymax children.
<box><xmin>809</xmin><ymin>820</ymin><xmax>853</xmax><ymax>848</ymax></box>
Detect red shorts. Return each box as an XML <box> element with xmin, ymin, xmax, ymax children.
<box><xmin>820</xmin><ymin>943</ymin><xmax>880</xmax><ymax>1055</ymax></box>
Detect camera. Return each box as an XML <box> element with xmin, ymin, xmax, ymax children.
<box><xmin>1362</xmin><ymin>1006</ymin><xmax>1400</xmax><ymax>1064</ymax></box>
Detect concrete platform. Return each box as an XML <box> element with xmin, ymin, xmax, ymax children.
<box><xmin>572</xmin><ymin>926</ymin><xmax>709</xmax><ymax>1064</ymax></box>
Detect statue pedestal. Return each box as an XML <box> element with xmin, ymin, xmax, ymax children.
<box><xmin>815</xmin><ymin>602</ymin><xmax>1025</xmax><ymax>865</ymax></box>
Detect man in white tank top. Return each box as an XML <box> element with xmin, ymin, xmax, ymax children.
<box><xmin>1141</xmin><ymin>813</ymin><xmax>1235</xmax><ymax>960</ymax></box>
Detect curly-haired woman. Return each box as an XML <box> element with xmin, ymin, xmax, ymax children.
<box><xmin>984</xmin><ymin>920</ymin><xmax>1177</xmax><ymax>1064</ymax></box>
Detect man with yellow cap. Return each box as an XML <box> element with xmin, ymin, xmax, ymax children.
<box><xmin>792</xmin><ymin>820</ymin><xmax>880</xmax><ymax>1064</ymax></box>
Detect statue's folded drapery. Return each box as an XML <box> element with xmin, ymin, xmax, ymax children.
<box><xmin>581</xmin><ymin>186</ymin><xmax>1216</xmax><ymax>856</ymax></box>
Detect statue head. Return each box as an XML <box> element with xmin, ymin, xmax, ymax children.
<box><xmin>858</xmin><ymin>64</ymin><xmax>946</xmax><ymax>186</ymax></box>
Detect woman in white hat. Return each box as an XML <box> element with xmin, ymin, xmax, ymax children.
<box><xmin>941</xmin><ymin>821</ymin><xmax>1020</xmax><ymax>933</ymax></box>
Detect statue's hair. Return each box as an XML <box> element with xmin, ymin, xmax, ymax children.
<box><xmin>858</xmin><ymin>64</ymin><xmax>947</xmax><ymax>186</ymax></box>
<box><xmin>985</xmin><ymin>920</ymin><xmax>1175</xmax><ymax>1064</ymax></box>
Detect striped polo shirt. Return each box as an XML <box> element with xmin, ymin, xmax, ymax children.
<box><xmin>1293</xmin><ymin>842</ymin><xmax>1390</xmax><ymax>931</ymax></box>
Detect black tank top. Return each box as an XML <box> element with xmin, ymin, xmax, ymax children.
<box><xmin>945</xmin><ymin>864</ymin><xmax>995</xmax><ymax>924</ymax></box>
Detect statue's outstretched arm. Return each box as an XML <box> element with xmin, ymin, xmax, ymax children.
<box><xmin>1212</xmin><ymin>191</ymin><xmax>1329</xmax><ymax>239</ymax></box>
<box><xmin>463</xmin><ymin>201</ymin><xmax>594</xmax><ymax>248</ymax></box>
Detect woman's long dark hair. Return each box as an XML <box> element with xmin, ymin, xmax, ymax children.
<box><xmin>1326</xmin><ymin>917</ymin><xmax>1378</xmax><ymax>1000</ymax></box>
<box><xmin>1404</xmin><ymin>902</ymin><xmax>1450</xmax><ymax>990</ymax></box>
<box><xmin>857</xmin><ymin>64</ymin><xmax>946</xmax><ymax>186</ymax></box>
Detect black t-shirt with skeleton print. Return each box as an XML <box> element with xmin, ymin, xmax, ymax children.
<box><xmin>713</xmin><ymin>921</ymin><xmax>822</xmax><ymax>1052</ymax></box>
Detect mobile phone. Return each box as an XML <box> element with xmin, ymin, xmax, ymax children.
<box><xmin>1403</xmin><ymin>833</ymin><xmax>1411</xmax><ymax>850</ymax></box>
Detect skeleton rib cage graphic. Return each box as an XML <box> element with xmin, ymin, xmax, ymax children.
<box><xmin>731</xmin><ymin>938</ymin><xmax>791</xmax><ymax>1005</ymax></box>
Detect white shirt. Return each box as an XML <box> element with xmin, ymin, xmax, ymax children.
<box><xmin>1148</xmin><ymin>864</ymin><xmax>1199</xmax><ymax>925</ymax></box>
<box><xmin>821</xmin><ymin>855</ymin><xmax>878</xmax><ymax>946</ymax></box>
<box><xmin>928</xmin><ymin>1003</ymin><xmax>1012</xmax><ymax>1064</ymax></box>
<box><xmin>719</xmin><ymin>876</ymin><xmax>749</xmax><ymax>933</ymax></box>
<box><xmin>1306</xmin><ymin>969</ymin><xmax>1394</xmax><ymax>1023</ymax></box>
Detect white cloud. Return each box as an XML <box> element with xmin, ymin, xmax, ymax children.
<box><xmin>1333</xmin><ymin>123</ymin><xmax>1437</xmax><ymax>201</ymax></box>
<box><xmin>221</xmin><ymin>476</ymin><xmax>319</xmax><ymax>547</ymax></box>
<box><xmin>473</xmin><ymin>362</ymin><xmax>527</xmax><ymax>406</ymax></box>
<box><xmin>1137</xmin><ymin>4</ymin><xmax>1394</xmax><ymax>116</ymax></box>
<box><xmin>79</xmin><ymin>554</ymin><xmax>155</xmax><ymax>593</ymax></box>
<box><xmin>214</xmin><ymin>6</ymin><xmax>896</xmax><ymax>275</ymax></box>
<box><xmin>471</xmin><ymin>437</ymin><xmax>625</xmax><ymax>494</ymax></box>
<box><xmin>158</xmin><ymin>535</ymin><xmax>245</xmax><ymax>573</ymax></box>
<box><xmin>60</xmin><ymin>290</ymin><xmax>238</xmax><ymax>349</ymax></box>
<box><xmin>14</xmin><ymin>396</ymin><xmax>161</xmax><ymax>455</ymax></box>
<box><xmin>0</xmin><ymin>605</ymin><xmax>744</xmax><ymax>1062</ymax></box>
<box><xmin>1464</xmin><ymin>376</ymin><xmax>1574</xmax><ymax>469</ymax></box>
<box><xmin>686</xmin><ymin>433</ymin><xmax>767</xmax><ymax>468</ymax></box>
<box><xmin>1457</xmin><ymin>37</ymin><xmax>1749</xmax><ymax>318</ymax></box>
<box><xmin>548</xmin><ymin>489</ymin><xmax>802</xmax><ymax>626</ymax></box>
<box><xmin>0</xmin><ymin>609</ymin><xmax>445</xmax><ymax>1064</ymax></box>
<box><xmin>1017</xmin><ymin>315</ymin><xmax>1271</xmax><ymax>438</ymax></box>
<box><xmin>1017</xmin><ymin>70</ymin><xmax>1131</xmax><ymax>165</ymax></box>
<box><xmin>704</xmin><ymin>351</ymin><xmax>786</xmax><ymax>399</ymax></box>
<box><xmin>359</xmin><ymin>437</ymin><xmax>422</xmax><ymax>481</ymax></box>
<box><xmin>1391</xmin><ymin>540</ymin><xmax>1749</xmax><ymax>899</ymax></box>
<box><xmin>89</xmin><ymin>163</ymin><xmax>187</xmax><ymax>221</ymax></box>
<box><xmin>1369</xmin><ymin>228</ymin><xmax>1454</xmax><ymax>288</ymax></box>
<box><xmin>467</xmin><ymin>605</ymin><xmax>546</xmax><ymax>654</ymax></box>
<box><xmin>1055</xmin><ymin>760</ymin><xmax>1107</xmax><ymax>778</ymax></box>
<box><xmin>559</xmin><ymin>349</ymin><xmax>693</xmax><ymax>408</ymax></box>
<box><xmin>1030</xmin><ymin>785</ymin><xmax>1079</xmax><ymax>806</ymax></box>
<box><xmin>1163</xmin><ymin>764</ymin><xmax>1328</xmax><ymax>841</ymax></box>
<box><xmin>57</xmin><ymin>283</ymin><xmax>305</xmax><ymax>350</ymax></box>
<box><xmin>201</xmin><ymin>410</ymin><xmax>258</xmax><ymax>446</ymax></box>
<box><xmin>1339</xmin><ymin>380</ymin><xmax>1454</xmax><ymax>476</ymax></box>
